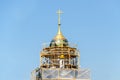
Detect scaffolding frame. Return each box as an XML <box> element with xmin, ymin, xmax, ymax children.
<box><xmin>40</xmin><ymin>44</ymin><xmax>80</xmax><ymax>69</ymax></box>
<box><xmin>31</xmin><ymin>43</ymin><xmax>90</xmax><ymax>80</ymax></box>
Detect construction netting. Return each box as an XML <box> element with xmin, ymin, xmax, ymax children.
<box><xmin>31</xmin><ymin>68</ymin><xmax>90</xmax><ymax>80</ymax></box>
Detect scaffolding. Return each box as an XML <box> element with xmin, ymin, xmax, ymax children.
<box><xmin>40</xmin><ymin>43</ymin><xmax>80</xmax><ymax>69</ymax></box>
<box><xmin>31</xmin><ymin>43</ymin><xmax>90</xmax><ymax>80</ymax></box>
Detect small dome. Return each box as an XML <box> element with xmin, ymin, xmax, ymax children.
<box><xmin>49</xmin><ymin>26</ymin><xmax>69</xmax><ymax>47</ymax></box>
<box><xmin>50</xmin><ymin>37</ymin><xmax>68</xmax><ymax>47</ymax></box>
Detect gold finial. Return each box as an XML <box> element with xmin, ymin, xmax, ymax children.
<box><xmin>56</xmin><ymin>9</ymin><xmax>63</xmax><ymax>34</ymax></box>
<box><xmin>50</xmin><ymin>9</ymin><xmax>69</xmax><ymax>47</ymax></box>
<box><xmin>53</xmin><ymin>9</ymin><xmax>66</xmax><ymax>40</ymax></box>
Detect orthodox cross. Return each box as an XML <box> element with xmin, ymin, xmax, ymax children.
<box><xmin>56</xmin><ymin>9</ymin><xmax>63</xmax><ymax>34</ymax></box>
<box><xmin>57</xmin><ymin>9</ymin><xmax>63</xmax><ymax>25</ymax></box>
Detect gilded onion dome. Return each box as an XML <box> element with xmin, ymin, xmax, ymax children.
<box><xmin>50</xmin><ymin>10</ymin><xmax>69</xmax><ymax>47</ymax></box>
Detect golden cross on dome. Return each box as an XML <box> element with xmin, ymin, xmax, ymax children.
<box><xmin>57</xmin><ymin>9</ymin><xmax>63</xmax><ymax>25</ymax></box>
<box><xmin>53</xmin><ymin>9</ymin><xmax>67</xmax><ymax>44</ymax></box>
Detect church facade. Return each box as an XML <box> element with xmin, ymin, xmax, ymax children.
<box><xmin>31</xmin><ymin>10</ymin><xmax>90</xmax><ymax>80</ymax></box>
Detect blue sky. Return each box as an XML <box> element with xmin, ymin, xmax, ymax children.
<box><xmin>0</xmin><ymin>0</ymin><xmax>120</xmax><ymax>80</ymax></box>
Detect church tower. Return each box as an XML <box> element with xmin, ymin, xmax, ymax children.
<box><xmin>31</xmin><ymin>10</ymin><xmax>90</xmax><ymax>80</ymax></box>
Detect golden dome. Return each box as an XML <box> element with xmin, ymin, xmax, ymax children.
<box><xmin>50</xmin><ymin>26</ymin><xmax>68</xmax><ymax>47</ymax></box>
